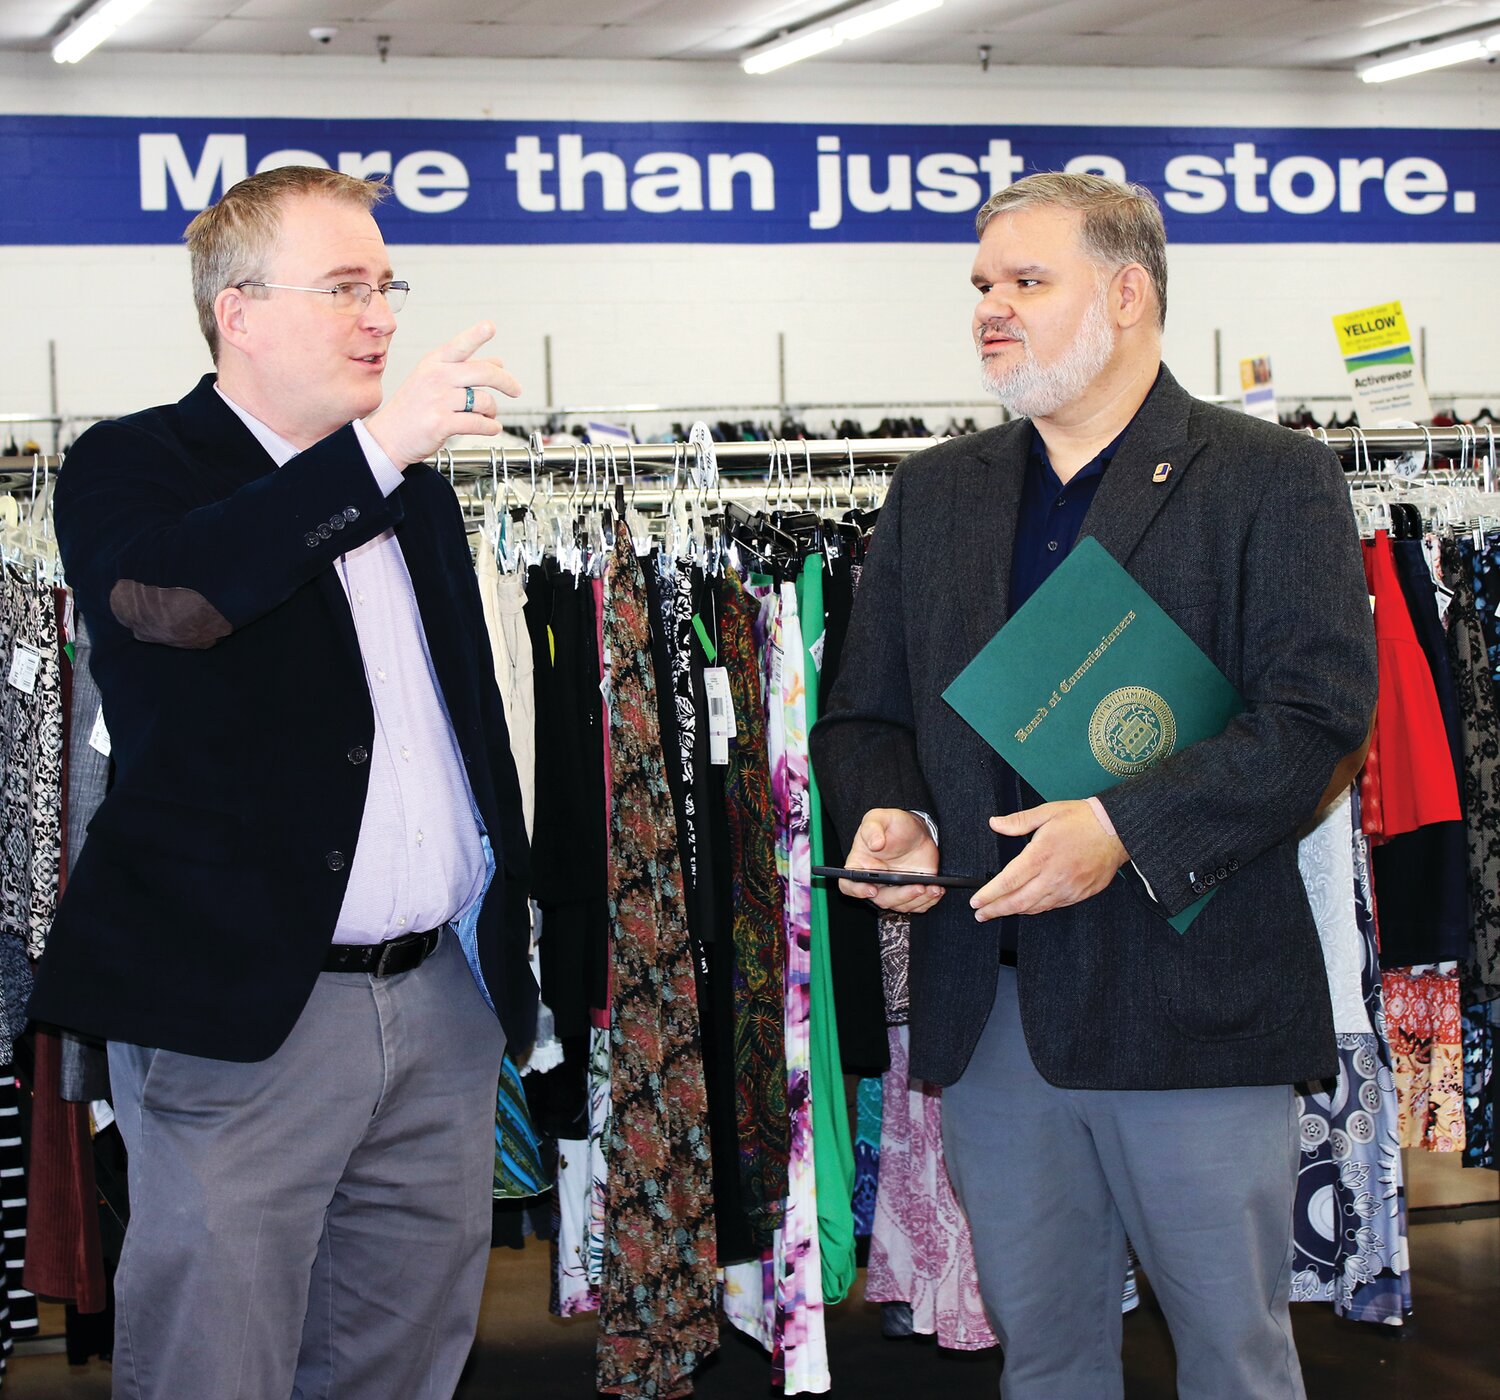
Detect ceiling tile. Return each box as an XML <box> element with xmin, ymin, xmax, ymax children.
<box><xmin>1109</xmin><ymin>0</ymin><xmax>1308</xmax><ymax>38</ymax></box>
<box><xmin>564</xmin><ymin>24</ymin><xmax>745</xmax><ymax>59</ymax></box>
<box><xmin>503</xmin><ymin>0</ymin><xmax>663</xmax><ymax>23</ymax></box>
<box><xmin>226</xmin><ymin>0</ymin><xmax>372</xmax><ymax>18</ymax></box>
<box><xmin>988</xmin><ymin>0</ymin><xmax>1188</xmax><ymax>37</ymax></box>
<box><xmin>638</xmin><ymin>0</ymin><xmax>833</xmax><ymax>31</ymax></box>
<box><xmin>365</xmin><ymin>0</ymin><xmax>535</xmax><ymax>21</ymax></box>
<box><xmin>6</xmin><ymin>0</ymin><xmax>1500</xmax><ymax>70</ymax></box>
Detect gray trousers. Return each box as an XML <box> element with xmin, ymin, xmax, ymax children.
<box><xmin>941</xmin><ymin>968</ymin><xmax>1305</xmax><ymax>1400</ymax></box>
<box><xmin>108</xmin><ymin>930</ymin><xmax>505</xmax><ymax>1400</ymax></box>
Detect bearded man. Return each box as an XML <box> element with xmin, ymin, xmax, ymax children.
<box><xmin>809</xmin><ymin>172</ymin><xmax>1376</xmax><ymax>1399</ymax></box>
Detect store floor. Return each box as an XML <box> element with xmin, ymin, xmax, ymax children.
<box><xmin>15</xmin><ymin>1156</ymin><xmax>1500</xmax><ymax>1398</ymax></box>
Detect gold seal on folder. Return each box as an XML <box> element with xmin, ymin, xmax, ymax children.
<box><xmin>1088</xmin><ymin>686</ymin><xmax>1177</xmax><ymax>777</ymax></box>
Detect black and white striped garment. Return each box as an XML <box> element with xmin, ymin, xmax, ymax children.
<box><xmin>0</xmin><ymin>1069</ymin><xmax>37</xmax><ymax>1367</ymax></box>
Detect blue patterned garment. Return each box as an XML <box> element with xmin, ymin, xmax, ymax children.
<box><xmin>1461</xmin><ymin>532</ymin><xmax>1500</xmax><ymax>683</ymax></box>
<box><xmin>1462</xmin><ymin>1000</ymin><xmax>1495</xmax><ymax>1170</ymax></box>
<box><xmin>1291</xmin><ymin>789</ymin><xmax>1413</xmax><ymax>1326</ymax></box>
<box><xmin>852</xmin><ymin>1075</ymin><xmax>882</xmax><ymax>1239</ymax></box>
<box><xmin>494</xmin><ymin>1053</ymin><xmax>547</xmax><ymax>1199</ymax></box>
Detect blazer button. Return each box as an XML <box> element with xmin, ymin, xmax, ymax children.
<box><xmin>330</xmin><ymin>515</ymin><xmax>346</xmax><ymax>530</ymax></box>
<box><xmin>1216</xmin><ymin>865</ymin><xmax>1229</xmax><ymax>880</ymax></box>
<box><xmin>304</xmin><ymin>531</ymin><xmax>320</xmax><ymax>548</ymax></box>
<box><xmin>1204</xmin><ymin>873</ymin><xmax>1217</xmax><ymax>887</ymax></box>
<box><xmin>343</xmin><ymin>507</ymin><xmax>360</xmax><ymax>522</ymax></box>
<box><xmin>1191</xmin><ymin>879</ymin><xmax>1206</xmax><ymax>895</ymax></box>
<box><xmin>317</xmin><ymin>523</ymin><xmax>333</xmax><ymax>540</ymax></box>
<box><xmin>325</xmin><ymin>850</ymin><xmax>347</xmax><ymax>872</ymax></box>
<box><xmin>347</xmin><ymin>745</ymin><xmax>369</xmax><ymax>765</ymax></box>
<box><xmin>1228</xmin><ymin>858</ymin><xmax>1240</xmax><ymax>872</ymax></box>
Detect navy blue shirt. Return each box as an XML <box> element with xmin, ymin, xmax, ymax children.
<box><xmin>993</xmin><ymin>423</ymin><xmax>1130</xmax><ymax>955</ymax></box>
<box><xmin>1009</xmin><ymin>427</ymin><xmax>1119</xmax><ymax>612</ymax></box>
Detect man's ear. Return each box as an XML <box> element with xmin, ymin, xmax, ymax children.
<box><xmin>215</xmin><ymin>285</ymin><xmax>251</xmax><ymax>356</ymax></box>
<box><xmin>1113</xmin><ymin>264</ymin><xmax>1152</xmax><ymax>331</ymax></box>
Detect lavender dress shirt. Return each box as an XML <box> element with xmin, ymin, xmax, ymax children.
<box><xmin>216</xmin><ymin>385</ymin><xmax>486</xmax><ymax>945</ymax></box>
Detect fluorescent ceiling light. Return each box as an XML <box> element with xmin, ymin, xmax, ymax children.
<box><xmin>52</xmin><ymin>0</ymin><xmax>159</xmax><ymax>65</ymax></box>
<box><xmin>743</xmin><ymin>0</ymin><xmax>944</xmax><ymax>76</ymax></box>
<box><xmin>1359</xmin><ymin>31</ymin><xmax>1500</xmax><ymax>82</ymax></box>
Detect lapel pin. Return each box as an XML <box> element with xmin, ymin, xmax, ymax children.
<box><xmin>1152</xmin><ymin>462</ymin><xmax>1172</xmax><ymax>483</ymax></box>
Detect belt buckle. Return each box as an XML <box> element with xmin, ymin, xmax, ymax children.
<box><xmin>375</xmin><ymin>934</ymin><xmax>409</xmax><ymax>978</ymax></box>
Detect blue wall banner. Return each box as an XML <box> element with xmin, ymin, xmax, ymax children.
<box><xmin>3</xmin><ymin>115</ymin><xmax>1498</xmax><ymax>246</ymax></box>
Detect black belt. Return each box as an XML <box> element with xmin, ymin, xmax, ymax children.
<box><xmin>323</xmin><ymin>926</ymin><xmax>443</xmax><ymax>977</ymax></box>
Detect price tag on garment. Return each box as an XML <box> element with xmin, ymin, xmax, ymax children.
<box><xmin>687</xmin><ymin>422</ymin><xmax>718</xmax><ymax>488</ymax></box>
<box><xmin>89</xmin><ymin>705</ymin><xmax>111</xmax><ymax>758</ymax></box>
<box><xmin>6</xmin><ymin>642</ymin><xmax>40</xmax><ymax>695</ymax></box>
<box><xmin>89</xmin><ymin>1099</ymin><xmax>115</xmax><ymax>1135</ymax></box>
<box><xmin>809</xmin><ymin>629</ymin><xmax>826</xmax><ymax>675</ymax></box>
<box><xmin>704</xmin><ymin>666</ymin><xmax>735</xmax><ymax>765</ymax></box>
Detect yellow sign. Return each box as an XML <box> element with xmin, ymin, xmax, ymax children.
<box><xmin>1332</xmin><ymin>301</ymin><xmax>1410</xmax><ymax>359</ymax></box>
<box><xmin>1239</xmin><ymin>356</ymin><xmax>1273</xmax><ymax>391</ymax></box>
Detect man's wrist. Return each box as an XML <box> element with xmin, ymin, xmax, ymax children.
<box><xmin>909</xmin><ymin>809</ymin><xmax>939</xmax><ymax>847</ymax></box>
<box><xmin>353</xmin><ymin>418</ymin><xmax>404</xmax><ymax>496</ymax></box>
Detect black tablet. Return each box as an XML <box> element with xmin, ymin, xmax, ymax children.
<box><xmin>811</xmin><ymin>865</ymin><xmax>987</xmax><ymax>890</ymax></box>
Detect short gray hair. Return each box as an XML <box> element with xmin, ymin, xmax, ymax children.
<box><xmin>975</xmin><ymin>172</ymin><xmax>1167</xmax><ymax>329</ymax></box>
<box><xmin>184</xmin><ymin>166</ymin><xmax>388</xmax><ymax>361</ymax></box>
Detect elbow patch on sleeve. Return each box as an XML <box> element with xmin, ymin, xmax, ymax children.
<box><xmin>109</xmin><ymin>579</ymin><xmax>232</xmax><ymax>649</ymax></box>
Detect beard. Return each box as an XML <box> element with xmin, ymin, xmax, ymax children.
<box><xmin>978</xmin><ymin>288</ymin><xmax>1116</xmax><ymax>419</ymax></box>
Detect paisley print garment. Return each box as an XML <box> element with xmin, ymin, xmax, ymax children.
<box><xmin>596</xmin><ymin>523</ymin><xmax>718</xmax><ymax>1399</ymax></box>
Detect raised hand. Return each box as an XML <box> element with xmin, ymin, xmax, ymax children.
<box><xmin>366</xmin><ymin>321</ymin><xmax>522</xmax><ymax>467</ymax></box>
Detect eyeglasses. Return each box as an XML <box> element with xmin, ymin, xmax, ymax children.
<box><xmin>233</xmin><ymin>280</ymin><xmax>410</xmax><ymax>314</ymax></box>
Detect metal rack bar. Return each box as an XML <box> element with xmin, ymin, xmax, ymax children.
<box><xmin>0</xmin><ymin>436</ymin><xmax>939</xmax><ymax>488</ymax></box>
<box><xmin>1301</xmin><ymin>424</ymin><xmax>1500</xmax><ymax>458</ymax></box>
<box><xmin>504</xmin><ymin>400</ymin><xmax>999</xmax><ymax>417</ymax></box>
<box><xmin>6</xmin><ymin>421</ymin><xmax>1500</xmax><ymax>490</ymax></box>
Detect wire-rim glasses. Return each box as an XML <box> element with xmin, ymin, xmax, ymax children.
<box><xmin>233</xmin><ymin>280</ymin><xmax>410</xmax><ymax>314</ymax></box>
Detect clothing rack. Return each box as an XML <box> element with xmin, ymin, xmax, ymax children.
<box><xmin>5</xmin><ymin>423</ymin><xmax>1499</xmax><ymax>494</ymax></box>
<box><xmin>1303</xmin><ymin>425</ymin><xmax>1499</xmax><ymax>492</ymax></box>
<box><xmin>0</xmin><ymin>436</ymin><xmax>939</xmax><ymax>491</ymax></box>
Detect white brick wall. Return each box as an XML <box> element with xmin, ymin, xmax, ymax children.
<box><xmin>3</xmin><ymin>52</ymin><xmax>1499</xmax><ymax>431</ymax></box>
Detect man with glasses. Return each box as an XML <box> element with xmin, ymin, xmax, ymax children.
<box><xmin>30</xmin><ymin>165</ymin><xmax>532</xmax><ymax>1399</ymax></box>
<box><xmin>812</xmin><ymin>173</ymin><xmax>1375</xmax><ymax>1397</ymax></box>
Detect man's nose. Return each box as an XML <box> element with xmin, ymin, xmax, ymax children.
<box><xmin>976</xmin><ymin>290</ymin><xmax>1012</xmax><ymax>324</ymax></box>
<box><xmin>360</xmin><ymin>291</ymin><xmax>397</xmax><ymax>335</ymax></box>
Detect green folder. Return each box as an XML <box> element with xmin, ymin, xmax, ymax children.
<box><xmin>942</xmin><ymin>537</ymin><xmax>1244</xmax><ymax>932</ymax></box>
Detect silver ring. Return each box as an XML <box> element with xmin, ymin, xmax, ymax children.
<box><xmin>462</xmin><ymin>386</ymin><xmax>475</xmax><ymax>414</ymax></box>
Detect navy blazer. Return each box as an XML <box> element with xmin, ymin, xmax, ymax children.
<box><xmin>812</xmin><ymin>367</ymin><xmax>1378</xmax><ymax>1090</ymax></box>
<box><xmin>30</xmin><ymin>375</ymin><xmax>536</xmax><ymax>1062</ymax></box>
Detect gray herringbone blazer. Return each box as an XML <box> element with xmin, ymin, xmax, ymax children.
<box><xmin>810</xmin><ymin>366</ymin><xmax>1377</xmax><ymax>1090</ymax></box>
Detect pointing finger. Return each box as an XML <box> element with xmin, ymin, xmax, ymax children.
<box><xmin>462</xmin><ymin>360</ymin><xmax>523</xmax><ymax>399</ymax></box>
<box><xmin>439</xmin><ymin>321</ymin><xmax>496</xmax><ymax>363</ymax></box>
<box><xmin>989</xmin><ymin>804</ymin><xmax>1059</xmax><ymax>837</ymax></box>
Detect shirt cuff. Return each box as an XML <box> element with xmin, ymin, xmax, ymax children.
<box><xmin>1089</xmin><ymin>796</ymin><xmax>1156</xmax><ymax>900</ymax></box>
<box><xmin>353</xmin><ymin>418</ymin><xmax>404</xmax><ymax>497</ymax></box>
<box><xmin>1130</xmin><ymin>861</ymin><xmax>1158</xmax><ymax>903</ymax></box>
<box><xmin>909</xmin><ymin>810</ymin><xmax>939</xmax><ymax>847</ymax></box>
